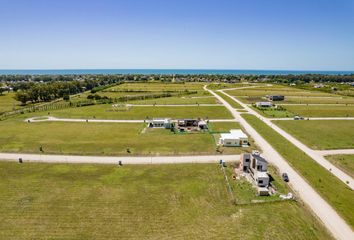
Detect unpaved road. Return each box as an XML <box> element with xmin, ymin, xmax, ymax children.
<box><xmin>220</xmin><ymin>90</ymin><xmax>354</xmax><ymax>189</ymax></box>
<box><xmin>0</xmin><ymin>153</ymin><xmax>240</xmax><ymax>165</ymax></box>
<box><xmin>316</xmin><ymin>149</ymin><xmax>354</xmax><ymax>156</ymax></box>
<box><xmin>205</xmin><ymin>86</ymin><xmax>354</xmax><ymax>240</ymax></box>
<box><xmin>25</xmin><ymin>116</ymin><xmax>237</xmax><ymax>123</ymax></box>
<box><xmin>271</xmin><ymin>117</ymin><xmax>354</xmax><ymax>121</ymax></box>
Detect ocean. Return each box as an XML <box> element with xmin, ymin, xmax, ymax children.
<box><xmin>0</xmin><ymin>69</ymin><xmax>353</xmax><ymax>75</ymax></box>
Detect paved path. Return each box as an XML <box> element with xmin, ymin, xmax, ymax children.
<box><xmin>0</xmin><ymin>153</ymin><xmax>240</xmax><ymax>165</ymax></box>
<box><xmin>316</xmin><ymin>149</ymin><xmax>354</xmax><ymax>156</ymax></box>
<box><xmin>221</xmin><ymin>90</ymin><xmax>354</xmax><ymax>189</ymax></box>
<box><xmin>270</xmin><ymin>117</ymin><xmax>354</xmax><ymax>121</ymax></box>
<box><xmin>25</xmin><ymin>116</ymin><xmax>237</xmax><ymax>123</ymax></box>
<box><xmin>206</xmin><ymin>86</ymin><xmax>354</xmax><ymax>240</ymax></box>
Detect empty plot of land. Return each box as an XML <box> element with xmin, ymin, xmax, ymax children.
<box><xmin>43</xmin><ymin>105</ymin><xmax>233</xmax><ymax>120</ymax></box>
<box><xmin>108</xmin><ymin>82</ymin><xmax>205</xmax><ymax>91</ymax></box>
<box><xmin>0</xmin><ymin>162</ymin><xmax>332</xmax><ymax>239</ymax></box>
<box><xmin>325</xmin><ymin>155</ymin><xmax>354</xmax><ymax>178</ymax></box>
<box><xmin>282</xmin><ymin>97</ymin><xmax>354</xmax><ymax>105</ymax></box>
<box><xmin>0</xmin><ymin>120</ymin><xmax>249</xmax><ymax>155</ymax></box>
<box><xmin>273</xmin><ymin>120</ymin><xmax>354</xmax><ymax>150</ymax></box>
<box><xmin>284</xmin><ymin>105</ymin><xmax>354</xmax><ymax>117</ymax></box>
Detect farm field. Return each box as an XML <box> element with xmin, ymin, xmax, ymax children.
<box><xmin>44</xmin><ymin>104</ymin><xmax>233</xmax><ymax>120</ymax></box>
<box><xmin>0</xmin><ymin>162</ymin><xmax>332</xmax><ymax>240</ymax></box>
<box><xmin>273</xmin><ymin>120</ymin><xmax>354</xmax><ymax>150</ymax></box>
<box><xmin>0</xmin><ymin>119</ymin><xmax>249</xmax><ymax>155</ymax></box>
<box><xmin>325</xmin><ymin>155</ymin><xmax>354</xmax><ymax>178</ymax></box>
<box><xmin>242</xmin><ymin>114</ymin><xmax>354</xmax><ymax>227</ymax></box>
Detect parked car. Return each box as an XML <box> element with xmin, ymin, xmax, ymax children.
<box><xmin>294</xmin><ymin>116</ymin><xmax>304</xmax><ymax>120</ymax></box>
<box><xmin>282</xmin><ymin>173</ymin><xmax>289</xmax><ymax>182</ymax></box>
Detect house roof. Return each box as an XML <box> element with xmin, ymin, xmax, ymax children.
<box><xmin>252</xmin><ymin>154</ymin><xmax>268</xmax><ymax>164</ymax></box>
<box><xmin>256</xmin><ymin>171</ymin><xmax>269</xmax><ymax>178</ymax></box>
<box><xmin>220</xmin><ymin>129</ymin><xmax>248</xmax><ymax>140</ymax></box>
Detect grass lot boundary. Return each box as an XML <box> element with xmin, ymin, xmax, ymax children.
<box><xmin>242</xmin><ymin>114</ymin><xmax>354</xmax><ymax>228</ymax></box>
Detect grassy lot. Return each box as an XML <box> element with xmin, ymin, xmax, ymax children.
<box><xmin>127</xmin><ymin>95</ymin><xmax>218</xmax><ymax>105</ymax></box>
<box><xmin>274</xmin><ymin>120</ymin><xmax>354</xmax><ymax>150</ymax></box>
<box><xmin>325</xmin><ymin>155</ymin><xmax>354</xmax><ymax>178</ymax></box>
<box><xmin>215</xmin><ymin>92</ymin><xmax>243</xmax><ymax>109</ymax></box>
<box><xmin>252</xmin><ymin>106</ymin><xmax>295</xmax><ymax>118</ymax></box>
<box><xmin>0</xmin><ymin>162</ymin><xmax>332</xmax><ymax>239</ymax></box>
<box><xmin>0</xmin><ymin>119</ymin><xmax>248</xmax><ymax>155</ymax></box>
<box><xmin>0</xmin><ymin>92</ymin><xmax>22</xmax><ymax>113</ymax></box>
<box><xmin>108</xmin><ymin>82</ymin><xmax>205</xmax><ymax>91</ymax></box>
<box><xmin>226</xmin><ymin>88</ymin><xmax>334</xmax><ymax>98</ymax></box>
<box><xmin>285</xmin><ymin>105</ymin><xmax>354</xmax><ymax>117</ymax></box>
<box><xmin>283</xmin><ymin>97</ymin><xmax>354</xmax><ymax>104</ymax></box>
<box><xmin>45</xmin><ymin>104</ymin><xmax>233</xmax><ymax>120</ymax></box>
<box><xmin>208</xmin><ymin>122</ymin><xmax>241</xmax><ymax>132</ymax></box>
<box><xmin>242</xmin><ymin>114</ymin><xmax>354</xmax><ymax>228</ymax></box>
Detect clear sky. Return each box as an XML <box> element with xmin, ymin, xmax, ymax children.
<box><xmin>0</xmin><ymin>0</ymin><xmax>354</xmax><ymax>70</ymax></box>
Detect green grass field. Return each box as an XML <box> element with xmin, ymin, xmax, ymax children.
<box><xmin>215</xmin><ymin>92</ymin><xmax>243</xmax><ymax>109</ymax></box>
<box><xmin>0</xmin><ymin>162</ymin><xmax>332</xmax><ymax>239</ymax></box>
<box><xmin>325</xmin><ymin>155</ymin><xmax>354</xmax><ymax>178</ymax></box>
<box><xmin>0</xmin><ymin>92</ymin><xmax>22</xmax><ymax>113</ymax></box>
<box><xmin>44</xmin><ymin>104</ymin><xmax>233</xmax><ymax>120</ymax></box>
<box><xmin>252</xmin><ymin>106</ymin><xmax>295</xmax><ymax>118</ymax></box>
<box><xmin>283</xmin><ymin>97</ymin><xmax>354</xmax><ymax>104</ymax></box>
<box><xmin>0</xmin><ymin>119</ymin><xmax>249</xmax><ymax>155</ymax></box>
<box><xmin>242</xmin><ymin>114</ymin><xmax>354</xmax><ymax>228</ymax></box>
<box><xmin>208</xmin><ymin>122</ymin><xmax>241</xmax><ymax>132</ymax></box>
<box><xmin>274</xmin><ymin>120</ymin><xmax>354</xmax><ymax>150</ymax></box>
<box><xmin>127</xmin><ymin>95</ymin><xmax>218</xmax><ymax>105</ymax></box>
<box><xmin>283</xmin><ymin>105</ymin><xmax>354</xmax><ymax>117</ymax></box>
<box><xmin>108</xmin><ymin>82</ymin><xmax>205</xmax><ymax>91</ymax></box>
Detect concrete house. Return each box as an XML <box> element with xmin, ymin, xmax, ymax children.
<box><xmin>219</xmin><ymin>129</ymin><xmax>248</xmax><ymax>147</ymax></box>
<box><xmin>255</xmin><ymin>102</ymin><xmax>273</xmax><ymax>108</ymax></box>
<box><xmin>177</xmin><ymin>119</ymin><xmax>208</xmax><ymax>131</ymax></box>
<box><xmin>267</xmin><ymin>95</ymin><xmax>285</xmax><ymax>101</ymax></box>
<box><xmin>240</xmin><ymin>153</ymin><xmax>270</xmax><ymax>195</ymax></box>
<box><xmin>149</xmin><ymin>118</ymin><xmax>172</xmax><ymax>129</ymax></box>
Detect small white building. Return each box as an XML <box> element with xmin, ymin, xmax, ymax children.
<box><xmin>149</xmin><ymin>118</ymin><xmax>171</xmax><ymax>129</ymax></box>
<box><xmin>219</xmin><ymin>129</ymin><xmax>248</xmax><ymax>147</ymax></box>
<box><xmin>255</xmin><ymin>102</ymin><xmax>273</xmax><ymax>108</ymax></box>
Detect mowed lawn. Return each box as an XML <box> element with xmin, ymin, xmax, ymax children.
<box><xmin>274</xmin><ymin>120</ymin><xmax>354</xmax><ymax>150</ymax></box>
<box><xmin>108</xmin><ymin>82</ymin><xmax>205</xmax><ymax>91</ymax></box>
<box><xmin>0</xmin><ymin>162</ymin><xmax>332</xmax><ymax>240</ymax></box>
<box><xmin>325</xmin><ymin>155</ymin><xmax>354</xmax><ymax>178</ymax></box>
<box><xmin>47</xmin><ymin>104</ymin><xmax>233</xmax><ymax>119</ymax></box>
<box><xmin>284</xmin><ymin>105</ymin><xmax>354</xmax><ymax>117</ymax></box>
<box><xmin>0</xmin><ymin>92</ymin><xmax>22</xmax><ymax>113</ymax></box>
<box><xmin>243</xmin><ymin>114</ymin><xmax>354</xmax><ymax>227</ymax></box>
<box><xmin>0</xmin><ymin>120</ymin><xmax>247</xmax><ymax>155</ymax></box>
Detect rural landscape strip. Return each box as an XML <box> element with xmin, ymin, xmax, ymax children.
<box><xmin>220</xmin><ymin>90</ymin><xmax>354</xmax><ymax>188</ymax></box>
<box><xmin>206</xmin><ymin>86</ymin><xmax>354</xmax><ymax>239</ymax></box>
<box><xmin>241</xmin><ymin>114</ymin><xmax>354</xmax><ymax>229</ymax></box>
<box><xmin>0</xmin><ymin>153</ymin><xmax>240</xmax><ymax>164</ymax></box>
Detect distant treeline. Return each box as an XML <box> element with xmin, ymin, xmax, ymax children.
<box><xmin>1</xmin><ymin>73</ymin><xmax>353</xmax><ymax>85</ymax></box>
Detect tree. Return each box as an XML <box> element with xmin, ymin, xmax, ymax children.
<box><xmin>14</xmin><ymin>91</ymin><xmax>30</xmax><ymax>105</ymax></box>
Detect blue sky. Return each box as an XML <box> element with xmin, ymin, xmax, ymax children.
<box><xmin>0</xmin><ymin>0</ymin><xmax>353</xmax><ymax>70</ymax></box>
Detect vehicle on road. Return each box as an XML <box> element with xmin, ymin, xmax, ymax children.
<box><xmin>282</xmin><ymin>173</ymin><xmax>289</xmax><ymax>182</ymax></box>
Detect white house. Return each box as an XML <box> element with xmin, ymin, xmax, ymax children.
<box><xmin>255</xmin><ymin>102</ymin><xmax>273</xmax><ymax>108</ymax></box>
<box><xmin>219</xmin><ymin>129</ymin><xmax>248</xmax><ymax>147</ymax></box>
<box><xmin>149</xmin><ymin>118</ymin><xmax>171</xmax><ymax>129</ymax></box>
